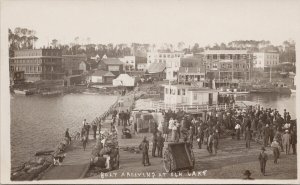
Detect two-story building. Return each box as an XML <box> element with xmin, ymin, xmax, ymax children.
<box><xmin>62</xmin><ymin>54</ymin><xmax>87</xmax><ymax>75</ymax></box>
<box><xmin>253</xmin><ymin>51</ymin><xmax>279</xmax><ymax>69</ymax></box>
<box><xmin>119</xmin><ymin>56</ymin><xmax>136</xmax><ymax>71</ymax></box>
<box><xmin>135</xmin><ymin>56</ymin><xmax>147</xmax><ymax>71</ymax></box>
<box><xmin>178</xmin><ymin>57</ymin><xmax>206</xmax><ymax>83</ymax></box>
<box><xmin>203</xmin><ymin>50</ymin><xmax>253</xmax><ymax>84</ymax></box>
<box><xmin>98</xmin><ymin>58</ymin><xmax>124</xmax><ymax>76</ymax></box>
<box><xmin>9</xmin><ymin>48</ymin><xmax>64</xmax><ymax>82</ymax></box>
<box><xmin>146</xmin><ymin>51</ymin><xmax>184</xmax><ymax>67</ymax></box>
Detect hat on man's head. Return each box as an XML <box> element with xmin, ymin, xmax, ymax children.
<box><xmin>285</xmin><ymin>130</ymin><xmax>289</xmax><ymax>133</ymax></box>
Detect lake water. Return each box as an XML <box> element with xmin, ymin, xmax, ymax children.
<box><xmin>10</xmin><ymin>94</ymin><xmax>118</xmax><ymax>168</ymax></box>
<box><xmin>235</xmin><ymin>93</ymin><xmax>296</xmax><ymax>118</ymax></box>
<box><xmin>10</xmin><ymin>93</ymin><xmax>296</xmax><ymax>168</ymax></box>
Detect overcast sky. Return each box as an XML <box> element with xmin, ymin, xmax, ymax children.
<box><xmin>2</xmin><ymin>0</ymin><xmax>300</xmax><ymax>47</ymax></box>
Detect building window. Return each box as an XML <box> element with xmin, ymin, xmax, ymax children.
<box><xmin>166</xmin><ymin>88</ymin><xmax>168</xmax><ymax>94</ymax></box>
<box><xmin>193</xmin><ymin>93</ymin><xmax>197</xmax><ymax>100</ymax></box>
<box><xmin>178</xmin><ymin>89</ymin><xmax>181</xmax><ymax>95</ymax></box>
<box><xmin>182</xmin><ymin>89</ymin><xmax>186</xmax><ymax>95</ymax></box>
<box><xmin>220</xmin><ymin>54</ymin><xmax>225</xmax><ymax>59</ymax></box>
<box><xmin>213</xmin><ymin>55</ymin><xmax>217</xmax><ymax>59</ymax></box>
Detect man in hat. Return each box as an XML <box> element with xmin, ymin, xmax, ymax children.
<box><xmin>282</xmin><ymin>130</ymin><xmax>291</xmax><ymax>155</ymax></box>
<box><xmin>152</xmin><ymin>131</ymin><xmax>158</xmax><ymax>157</ymax></box>
<box><xmin>271</xmin><ymin>138</ymin><xmax>280</xmax><ymax>163</ymax></box>
<box><xmin>258</xmin><ymin>147</ymin><xmax>268</xmax><ymax>176</ymax></box>
<box><xmin>139</xmin><ymin>136</ymin><xmax>151</xmax><ymax>166</ymax></box>
<box><xmin>243</xmin><ymin>170</ymin><xmax>254</xmax><ymax>180</ymax></box>
<box><xmin>156</xmin><ymin>132</ymin><xmax>165</xmax><ymax>158</ymax></box>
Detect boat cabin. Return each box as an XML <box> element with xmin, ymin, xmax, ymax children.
<box><xmin>162</xmin><ymin>84</ymin><xmax>219</xmax><ymax>106</ymax></box>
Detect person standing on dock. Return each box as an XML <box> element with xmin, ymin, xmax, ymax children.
<box><xmin>92</xmin><ymin>121</ymin><xmax>97</xmax><ymax>140</ymax></box>
<box><xmin>263</xmin><ymin>124</ymin><xmax>270</xmax><ymax>147</ymax></box>
<box><xmin>235</xmin><ymin>121</ymin><xmax>241</xmax><ymax>140</ymax></box>
<box><xmin>282</xmin><ymin>130</ymin><xmax>291</xmax><ymax>155</ymax></box>
<box><xmin>258</xmin><ymin>147</ymin><xmax>268</xmax><ymax>176</ymax></box>
<box><xmin>290</xmin><ymin>129</ymin><xmax>297</xmax><ymax>155</ymax></box>
<box><xmin>81</xmin><ymin>129</ymin><xmax>88</xmax><ymax>151</ymax></box>
<box><xmin>245</xmin><ymin>127</ymin><xmax>252</xmax><ymax>149</ymax></box>
<box><xmin>65</xmin><ymin>128</ymin><xmax>71</xmax><ymax>145</ymax></box>
<box><xmin>283</xmin><ymin>109</ymin><xmax>287</xmax><ymax>122</ymax></box>
<box><xmin>139</xmin><ymin>136</ymin><xmax>151</xmax><ymax>166</ymax></box>
<box><xmin>271</xmin><ymin>139</ymin><xmax>280</xmax><ymax>164</ymax></box>
<box><xmin>84</xmin><ymin>122</ymin><xmax>90</xmax><ymax>142</ymax></box>
<box><xmin>157</xmin><ymin>132</ymin><xmax>165</xmax><ymax>158</ymax></box>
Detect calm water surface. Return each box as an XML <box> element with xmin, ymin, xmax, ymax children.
<box><xmin>11</xmin><ymin>94</ymin><xmax>117</xmax><ymax>168</ymax></box>
<box><xmin>236</xmin><ymin>93</ymin><xmax>296</xmax><ymax>118</ymax></box>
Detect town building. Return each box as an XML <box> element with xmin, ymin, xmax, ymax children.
<box><xmin>146</xmin><ymin>51</ymin><xmax>184</xmax><ymax>67</ymax></box>
<box><xmin>145</xmin><ymin>62</ymin><xmax>166</xmax><ymax>81</ymax></box>
<box><xmin>98</xmin><ymin>58</ymin><xmax>124</xmax><ymax>76</ymax></box>
<box><xmin>88</xmin><ymin>70</ymin><xmax>115</xmax><ymax>84</ymax></box>
<box><xmin>162</xmin><ymin>84</ymin><xmax>219</xmax><ymax>106</ymax></box>
<box><xmin>113</xmin><ymin>73</ymin><xmax>136</xmax><ymax>87</ymax></box>
<box><xmin>119</xmin><ymin>56</ymin><xmax>135</xmax><ymax>71</ymax></box>
<box><xmin>62</xmin><ymin>54</ymin><xmax>87</xmax><ymax>75</ymax></box>
<box><xmin>253</xmin><ymin>51</ymin><xmax>279</xmax><ymax>69</ymax></box>
<box><xmin>135</xmin><ymin>56</ymin><xmax>147</xmax><ymax>71</ymax></box>
<box><xmin>203</xmin><ymin>50</ymin><xmax>253</xmax><ymax>85</ymax></box>
<box><xmin>178</xmin><ymin>57</ymin><xmax>206</xmax><ymax>83</ymax></box>
<box><xmin>9</xmin><ymin>48</ymin><xmax>64</xmax><ymax>82</ymax></box>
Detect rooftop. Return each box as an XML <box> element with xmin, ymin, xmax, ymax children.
<box><xmin>203</xmin><ymin>50</ymin><xmax>249</xmax><ymax>55</ymax></box>
<box><xmin>148</xmin><ymin>62</ymin><xmax>166</xmax><ymax>73</ymax></box>
<box><xmin>102</xmin><ymin>58</ymin><xmax>123</xmax><ymax>65</ymax></box>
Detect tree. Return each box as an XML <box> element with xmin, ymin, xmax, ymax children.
<box><xmin>51</xmin><ymin>39</ymin><xmax>58</xmax><ymax>48</ymax></box>
<box><xmin>8</xmin><ymin>27</ymin><xmax>38</xmax><ymax>50</ymax></box>
<box><xmin>192</xmin><ymin>43</ymin><xmax>200</xmax><ymax>54</ymax></box>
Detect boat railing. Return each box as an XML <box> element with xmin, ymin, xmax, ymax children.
<box><xmin>150</xmin><ymin>101</ymin><xmax>247</xmax><ymax>112</ymax></box>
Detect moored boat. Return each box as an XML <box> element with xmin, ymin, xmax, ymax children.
<box><xmin>14</xmin><ymin>89</ymin><xmax>34</xmax><ymax>95</ymax></box>
<box><xmin>41</xmin><ymin>90</ymin><xmax>63</xmax><ymax>96</ymax></box>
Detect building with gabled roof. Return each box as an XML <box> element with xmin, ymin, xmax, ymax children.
<box><xmin>98</xmin><ymin>58</ymin><xmax>124</xmax><ymax>76</ymax></box>
<box><xmin>88</xmin><ymin>70</ymin><xmax>116</xmax><ymax>84</ymax></box>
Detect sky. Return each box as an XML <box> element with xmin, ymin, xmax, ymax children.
<box><xmin>2</xmin><ymin>0</ymin><xmax>300</xmax><ymax>48</ymax></box>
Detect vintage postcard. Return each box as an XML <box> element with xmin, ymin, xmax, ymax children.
<box><xmin>1</xmin><ymin>0</ymin><xmax>300</xmax><ymax>184</ymax></box>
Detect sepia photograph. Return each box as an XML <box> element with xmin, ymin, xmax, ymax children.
<box><xmin>0</xmin><ymin>0</ymin><xmax>299</xmax><ymax>184</ymax></box>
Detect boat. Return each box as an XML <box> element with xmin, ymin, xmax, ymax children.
<box><xmin>14</xmin><ymin>89</ymin><xmax>34</xmax><ymax>95</ymax></box>
<box><xmin>41</xmin><ymin>90</ymin><xmax>63</xmax><ymax>96</ymax></box>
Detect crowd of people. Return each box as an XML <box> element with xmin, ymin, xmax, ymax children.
<box><xmin>63</xmin><ymin>98</ymin><xmax>296</xmax><ymax>177</ymax></box>
<box><xmin>159</xmin><ymin>105</ymin><xmax>297</xmax><ymax>175</ymax></box>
